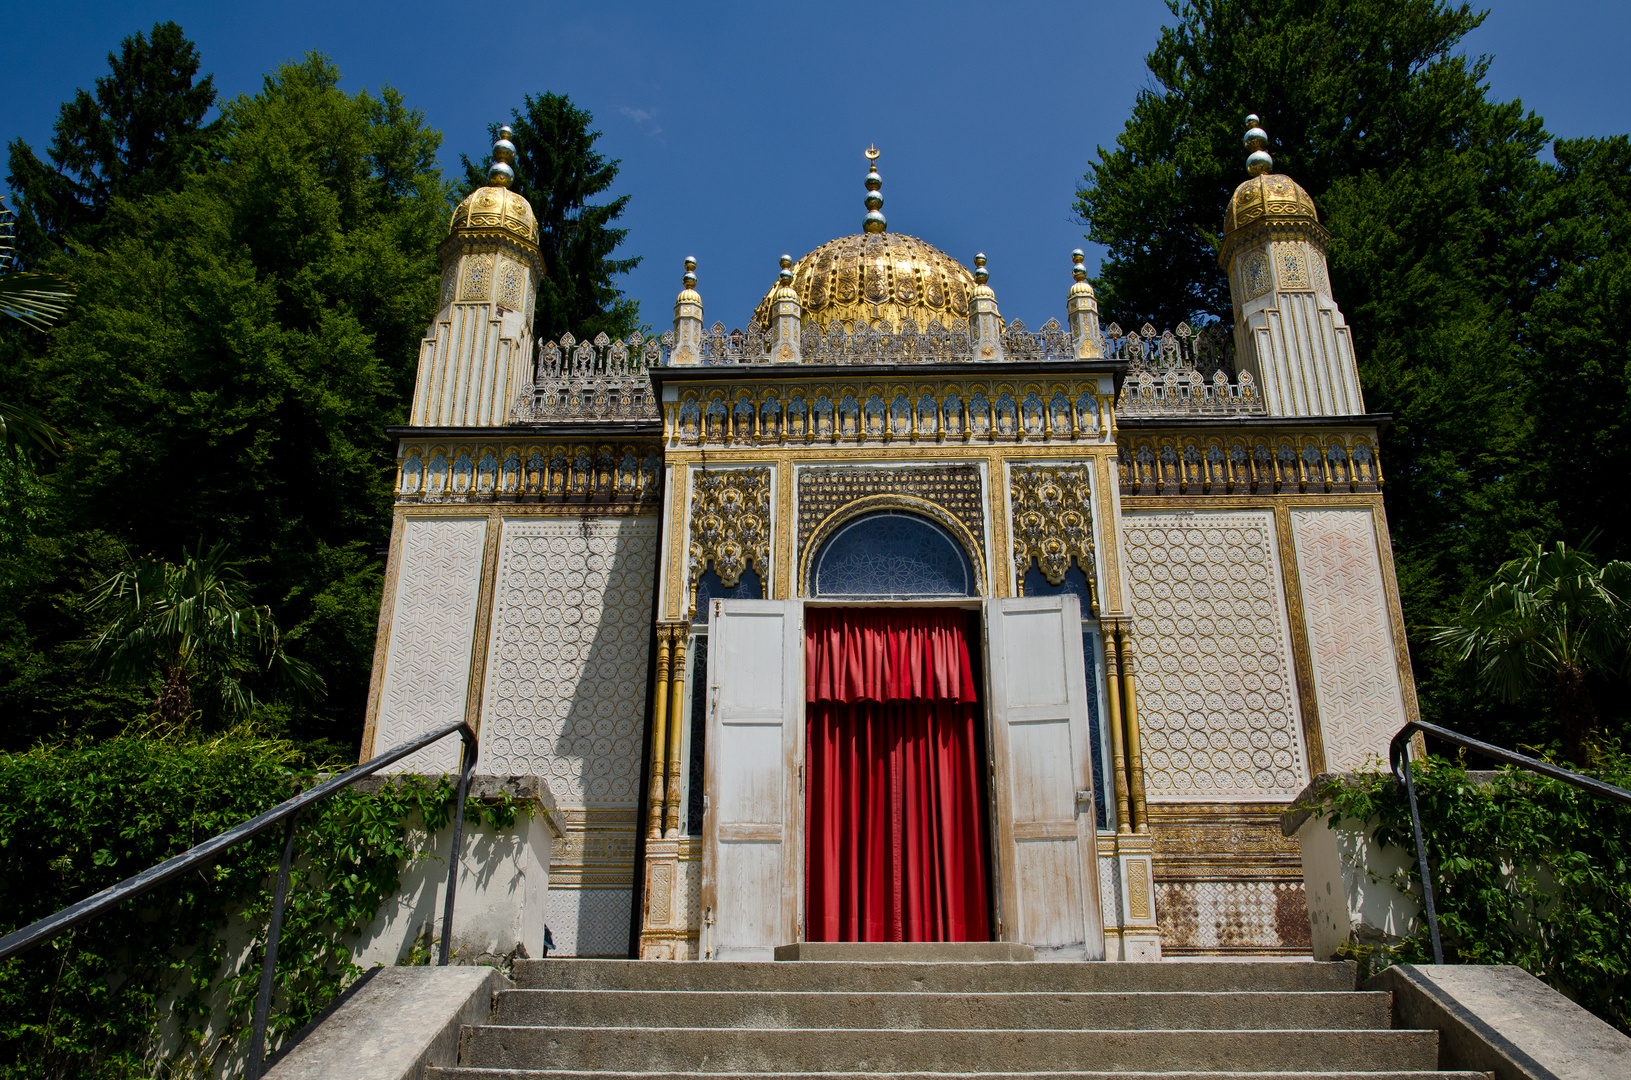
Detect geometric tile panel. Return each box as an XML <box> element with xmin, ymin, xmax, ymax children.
<box><xmin>375</xmin><ymin>516</ymin><xmax>488</xmax><ymax>773</ymax></box>
<box><xmin>478</xmin><ymin>517</ymin><xmax>658</xmax><ymax>807</ymax></box>
<box><xmin>1098</xmin><ymin>855</ymin><xmax>1123</xmax><ymax>929</ymax></box>
<box><xmin>1155</xmin><ymin>879</ymin><xmax>1311</xmax><ymax>953</ymax></box>
<box><xmin>544</xmin><ymin>886</ymin><xmax>632</xmax><ymax>958</ymax></box>
<box><xmin>1123</xmin><ymin>511</ymin><xmax>1309</xmax><ymax>800</ymax></box>
<box><xmin>1291</xmin><ymin>508</ymin><xmax>1407</xmax><ymax>771</ymax></box>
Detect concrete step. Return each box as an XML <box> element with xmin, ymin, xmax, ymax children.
<box><xmin>493</xmin><ymin>989</ymin><xmax>1394</xmax><ymax>1032</ymax></box>
<box><xmin>511</xmin><ymin>959</ymin><xmax>1360</xmax><ymax>995</ymax></box>
<box><xmin>433</xmin><ymin>1072</ymin><xmax>1491</xmax><ymax>1080</ymax></box>
<box><xmin>457</xmin><ymin>1026</ymin><xmax>1441</xmax><ymax>1074</ymax></box>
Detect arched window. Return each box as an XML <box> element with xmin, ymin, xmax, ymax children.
<box><xmin>812</xmin><ymin>511</ymin><xmax>975</xmax><ymax>599</ymax></box>
<box><xmin>693</xmin><ymin>566</ymin><xmax>764</xmax><ymax>621</ymax></box>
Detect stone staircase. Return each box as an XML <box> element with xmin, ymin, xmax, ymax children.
<box><xmin>429</xmin><ymin>957</ymin><xmax>1489</xmax><ymax>1080</ymax></box>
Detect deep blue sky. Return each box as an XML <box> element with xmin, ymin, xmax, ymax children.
<box><xmin>5</xmin><ymin>2</ymin><xmax>1629</xmax><ymax>333</ymax></box>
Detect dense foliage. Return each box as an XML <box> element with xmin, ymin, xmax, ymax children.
<box><xmin>461</xmin><ymin>92</ymin><xmax>641</xmax><ymax>343</ymax></box>
<box><xmin>1316</xmin><ymin>755</ymin><xmax>1631</xmax><ymax>1033</ymax></box>
<box><xmin>1076</xmin><ymin>0</ymin><xmax>1631</xmax><ymax>755</ymax></box>
<box><xmin>1</xmin><ymin>42</ymin><xmax>448</xmax><ymax>753</ymax></box>
<box><xmin>0</xmin><ymin>731</ymin><xmax>521</xmax><ymax>1079</ymax></box>
<box><xmin>0</xmin><ymin>26</ymin><xmax>643</xmax><ymax>756</ymax></box>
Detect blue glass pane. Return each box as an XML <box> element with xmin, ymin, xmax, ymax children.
<box><xmin>813</xmin><ymin>511</ymin><xmax>974</xmax><ymax>598</ymax></box>
<box><xmin>687</xmin><ymin>634</ymin><xmax>709</xmax><ymax>834</ymax></box>
<box><xmin>1082</xmin><ymin>631</ymin><xmax>1109</xmax><ymax>831</ymax></box>
<box><xmin>1023</xmin><ymin>563</ymin><xmax>1093</xmax><ymax>612</ymax></box>
<box><xmin>694</xmin><ymin>566</ymin><xmax>763</xmax><ymax>621</ymax></box>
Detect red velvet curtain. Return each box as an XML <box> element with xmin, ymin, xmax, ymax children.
<box><xmin>805</xmin><ymin>608</ymin><xmax>991</xmax><ymax>943</ymax></box>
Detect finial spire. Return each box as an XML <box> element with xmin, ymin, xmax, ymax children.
<box><xmin>1243</xmin><ymin>114</ymin><xmax>1272</xmax><ymax>177</ymax></box>
<box><xmin>1071</xmin><ymin>249</ymin><xmax>1088</xmax><ymax>283</ymax></box>
<box><xmin>682</xmin><ymin>255</ymin><xmax>697</xmax><ymax>291</ymax></box>
<box><xmin>863</xmin><ymin>146</ymin><xmax>886</xmax><ymax>234</ymax></box>
<box><xmin>489</xmin><ymin>124</ymin><xmax>517</xmax><ymax>188</ymax></box>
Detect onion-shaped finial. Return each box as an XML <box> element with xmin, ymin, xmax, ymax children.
<box><xmin>488</xmin><ymin>124</ymin><xmax>517</xmax><ymax>188</ymax></box>
<box><xmin>973</xmin><ymin>252</ymin><xmax>989</xmax><ymax>285</ymax></box>
<box><xmin>778</xmin><ymin>253</ymin><xmax>793</xmax><ymax>286</ymax></box>
<box><xmin>682</xmin><ymin>256</ymin><xmax>697</xmax><ymax>290</ymax></box>
<box><xmin>862</xmin><ymin>145</ymin><xmax>887</xmax><ymax>234</ymax></box>
<box><xmin>1072</xmin><ymin>248</ymin><xmax>1088</xmax><ymax>282</ymax></box>
<box><xmin>1243</xmin><ymin>114</ymin><xmax>1273</xmax><ymax>177</ymax></box>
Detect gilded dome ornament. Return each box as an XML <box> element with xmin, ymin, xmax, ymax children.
<box><xmin>446</xmin><ymin>124</ymin><xmax>539</xmax><ymax>246</ymax></box>
<box><xmin>862</xmin><ymin>146</ymin><xmax>886</xmax><ymax>234</ymax></box>
<box><xmin>752</xmin><ymin>146</ymin><xmax>979</xmax><ymax>331</ymax></box>
<box><xmin>1219</xmin><ymin>113</ymin><xmax>1325</xmax><ymax>267</ymax></box>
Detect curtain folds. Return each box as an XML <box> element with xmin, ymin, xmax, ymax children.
<box><xmin>805</xmin><ymin>608</ymin><xmax>990</xmax><ymax>943</ymax></box>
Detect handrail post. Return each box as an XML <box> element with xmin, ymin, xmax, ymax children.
<box><xmin>438</xmin><ymin>729</ymin><xmax>477</xmax><ymax>966</ymax></box>
<box><xmin>247</xmin><ymin>811</ymin><xmax>299</xmax><ymax>1080</ymax></box>
<box><xmin>1397</xmin><ymin>746</ymin><xmax>1444</xmax><ymax>965</ymax></box>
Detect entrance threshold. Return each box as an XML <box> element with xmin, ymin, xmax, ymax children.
<box><xmin>772</xmin><ymin>942</ymin><xmax>1034</xmax><ymax>962</ymax></box>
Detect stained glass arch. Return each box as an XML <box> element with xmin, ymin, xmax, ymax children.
<box><xmin>812</xmin><ymin>511</ymin><xmax>976</xmax><ymax>599</ymax></box>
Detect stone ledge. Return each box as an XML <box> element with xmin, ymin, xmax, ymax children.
<box><xmin>265</xmin><ymin>966</ymin><xmax>508</xmax><ymax>1080</ymax></box>
<box><xmin>1366</xmin><ymin>963</ymin><xmax>1631</xmax><ymax>1080</ymax></box>
<box><xmin>772</xmin><ymin>941</ymin><xmax>1036</xmax><ymax>962</ymax></box>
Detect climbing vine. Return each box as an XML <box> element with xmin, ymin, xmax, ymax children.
<box><xmin>1313</xmin><ymin>749</ymin><xmax>1631</xmax><ymax>1033</ymax></box>
<box><xmin>0</xmin><ymin>732</ymin><xmax>524</xmax><ymax>1079</ymax></box>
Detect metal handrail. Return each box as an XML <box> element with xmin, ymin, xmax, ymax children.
<box><xmin>1388</xmin><ymin>718</ymin><xmax>1631</xmax><ymax>965</ymax></box>
<box><xmin>0</xmin><ymin>721</ymin><xmax>477</xmax><ymax>1080</ymax></box>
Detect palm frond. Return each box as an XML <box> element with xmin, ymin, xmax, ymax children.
<box><xmin>0</xmin><ymin>399</ymin><xmax>67</xmax><ymax>459</ymax></box>
<box><xmin>0</xmin><ymin>272</ymin><xmax>75</xmax><ymax>331</ymax></box>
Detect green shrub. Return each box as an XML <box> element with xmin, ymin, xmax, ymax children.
<box><xmin>1319</xmin><ymin>750</ymin><xmax>1631</xmax><ymax>1032</ymax></box>
<box><xmin>0</xmin><ymin>732</ymin><xmax>510</xmax><ymax>1079</ymax></box>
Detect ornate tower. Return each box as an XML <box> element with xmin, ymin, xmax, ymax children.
<box><xmin>1219</xmin><ymin>116</ymin><xmax>1363</xmax><ymax>416</ymax></box>
<box><xmin>410</xmin><ymin>126</ymin><xmax>543</xmax><ymax>426</ymax></box>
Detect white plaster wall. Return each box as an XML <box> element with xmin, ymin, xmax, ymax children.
<box><xmin>373</xmin><ymin>517</ymin><xmax>487</xmax><ymax>773</ymax></box>
<box><xmin>1291</xmin><ymin>507</ymin><xmax>1407</xmax><ymax>770</ymax></box>
<box><xmin>1295</xmin><ymin>811</ymin><xmax>1420</xmax><ymax>960</ymax></box>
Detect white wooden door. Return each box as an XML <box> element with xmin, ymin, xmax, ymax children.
<box><xmin>983</xmin><ymin>595</ymin><xmax>1105</xmax><ymax>959</ymax></box>
<box><xmin>700</xmin><ymin>599</ymin><xmax>803</xmax><ymax>959</ymax></box>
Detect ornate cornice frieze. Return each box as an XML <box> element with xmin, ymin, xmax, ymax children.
<box><xmin>396</xmin><ymin>438</ymin><xmax>662</xmax><ymax>507</ymax></box>
<box><xmin>687</xmin><ymin>467</ymin><xmax>771</xmax><ymax>616</ymax></box>
<box><xmin>665</xmin><ymin>374</ymin><xmax>1114</xmax><ymax>448</ymax></box>
<box><xmin>1116</xmin><ymin>427</ymin><xmax>1382</xmax><ymax>497</ymax></box>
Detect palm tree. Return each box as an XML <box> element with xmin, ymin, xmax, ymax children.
<box><xmin>0</xmin><ymin>196</ymin><xmax>73</xmax><ymax>459</ymax></box>
<box><xmin>87</xmin><ymin>542</ymin><xmax>325</xmax><ymax>726</ymax></box>
<box><xmin>1431</xmin><ymin>541</ymin><xmax>1631</xmax><ymax>764</ymax></box>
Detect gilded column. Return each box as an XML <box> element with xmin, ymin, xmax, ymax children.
<box><xmin>646</xmin><ymin>626</ymin><xmax>672</xmax><ymax>839</ymax></box>
<box><xmin>1102</xmin><ymin>624</ymin><xmax>1132</xmax><ymax>835</ymax></box>
<box><xmin>665</xmin><ymin>625</ymin><xmax>690</xmax><ymax>838</ymax></box>
<box><xmin>1120</xmin><ymin>629</ymin><xmax>1149</xmax><ymax>835</ymax></box>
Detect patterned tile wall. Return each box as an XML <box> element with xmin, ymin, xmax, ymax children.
<box><xmin>1123</xmin><ymin>511</ymin><xmax>1309</xmax><ymax>800</ymax></box>
<box><xmin>1290</xmin><ymin>508</ymin><xmax>1406</xmax><ymax>770</ymax></box>
<box><xmin>478</xmin><ymin>516</ymin><xmax>659</xmax><ymax>955</ymax></box>
<box><xmin>375</xmin><ymin>516</ymin><xmax>488</xmax><ymax>773</ymax></box>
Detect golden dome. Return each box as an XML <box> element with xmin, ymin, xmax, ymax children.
<box><xmin>752</xmin><ymin>231</ymin><xmax>976</xmax><ymax>331</ymax></box>
<box><xmin>1223</xmin><ymin>172</ymin><xmax>1319</xmax><ymax>235</ymax></box>
<box><xmin>448</xmin><ymin>185</ymin><xmax>539</xmax><ymax>246</ymax></box>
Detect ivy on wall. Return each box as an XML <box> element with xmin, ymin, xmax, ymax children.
<box><xmin>1315</xmin><ymin>751</ymin><xmax>1631</xmax><ymax>1034</ymax></box>
<box><xmin>0</xmin><ymin>733</ymin><xmax>522</xmax><ymax>1079</ymax></box>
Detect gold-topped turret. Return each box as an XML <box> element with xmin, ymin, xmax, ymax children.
<box><xmin>1219</xmin><ymin>113</ymin><xmax>1321</xmax><ymax>267</ymax></box>
<box><xmin>448</xmin><ymin>125</ymin><xmax>539</xmax><ymax>246</ymax></box>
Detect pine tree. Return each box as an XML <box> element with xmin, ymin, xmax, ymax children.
<box><xmin>4</xmin><ymin>20</ymin><xmax>219</xmax><ymax>265</ymax></box>
<box><xmin>0</xmin><ymin>54</ymin><xmax>448</xmax><ymax>749</ymax></box>
<box><xmin>1072</xmin><ymin>0</ymin><xmax>1631</xmax><ymax>751</ymax></box>
<box><xmin>462</xmin><ymin>93</ymin><xmax>640</xmax><ymax>342</ymax></box>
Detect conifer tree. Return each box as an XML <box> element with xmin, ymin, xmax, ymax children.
<box><xmin>4</xmin><ymin>21</ymin><xmax>218</xmax><ymax>264</ymax></box>
<box><xmin>1074</xmin><ymin>0</ymin><xmax>1631</xmax><ymax>751</ymax></box>
<box><xmin>462</xmin><ymin>93</ymin><xmax>640</xmax><ymax>343</ymax></box>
